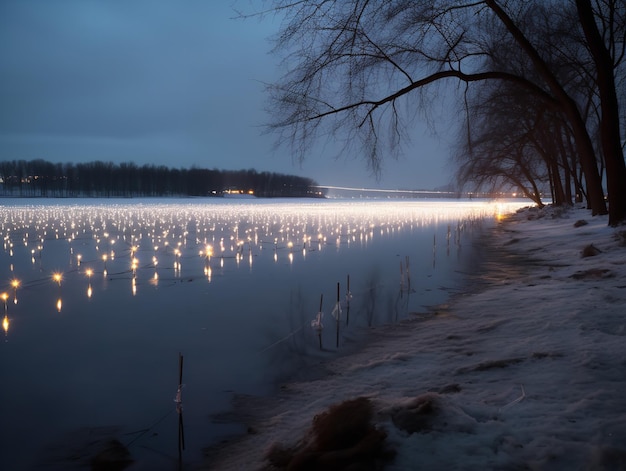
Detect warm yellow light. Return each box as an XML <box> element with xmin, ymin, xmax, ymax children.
<box><xmin>53</xmin><ymin>273</ymin><xmax>62</xmax><ymax>286</ymax></box>
<box><xmin>10</xmin><ymin>279</ymin><xmax>19</xmax><ymax>304</ymax></box>
<box><xmin>56</xmin><ymin>298</ymin><xmax>62</xmax><ymax>312</ymax></box>
<box><xmin>2</xmin><ymin>315</ymin><xmax>8</xmax><ymax>334</ymax></box>
<box><xmin>1</xmin><ymin>293</ymin><xmax>8</xmax><ymax>302</ymax></box>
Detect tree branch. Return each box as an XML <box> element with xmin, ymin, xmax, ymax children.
<box><xmin>297</xmin><ymin>68</ymin><xmax>558</xmax><ymax>123</ymax></box>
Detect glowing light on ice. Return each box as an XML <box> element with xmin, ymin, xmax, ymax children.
<box><xmin>0</xmin><ymin>199</ymin><xmax>528</xmax><ymax>319</ymax></box>
<box><xmin>1</xmin><ymin>292</ymin><xmax>8</xmax><ymax>314</ymax></box>
<box><xmin>52</xmin><ymin>272</ymin><xmax>62</xmax><ymax>287</ymax></box>
<box><xmin>85</xmin><ymin>269</ymin><xmax>93</xmax><ymax>298</ymax></box>
<box><xmin>11</xmin><ymin>279</ymin><xmax>19</xmax><ymax>304</ymax></box>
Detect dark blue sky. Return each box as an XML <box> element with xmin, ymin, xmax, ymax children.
<box><xmin>0</xmin><ymin>0</ymin><xmax>451</xmax><ymax>189</ymax></box>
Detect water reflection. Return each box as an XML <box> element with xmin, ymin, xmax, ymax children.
<box><xmin>86</xmin><ymin>269</ymin><xmax>93</xmax><ymax>298</ymax></box>
<box><xmin>11</xmin><ymin>278</ymin><xmax>19</xmax><ymax>304</ymax></box>
<box><xmin>0</xmin><ymin>198</ymin><xmax>528</xmax><ymax>470</ymax></box>
<box><xmin>2</xmin><ymin>196</ymin><xmax>507</xmax><ymax>313</ymax></box>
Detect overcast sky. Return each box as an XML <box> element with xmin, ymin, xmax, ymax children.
<box><xmin>0</xmin><ymin>0</ymin><xmax>452</xmax><ymax>190</ymax></box>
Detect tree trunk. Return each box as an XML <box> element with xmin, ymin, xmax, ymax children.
<box><xmin>576</xmin><ymin>0</ymin><xmax>626</xmax><ymax>225</ymax></box>
<box><xmin>555</xmin><ymin>124</ymin><xmax>573</xmax><ymax>205</ymax></box>
<box><xmin>564</xmin><ymin>103</ymin><xmax>608</xmax><ymax>214</ymax></box>
<box><xmin>486</xmin><ymin>0</ymin><xmax>607</xmax><ymax>216</ymax></box>
<box><xmin>550</xmin><ymin>159</ymin><xmax>566</xmax><ymax>206</ymax></box>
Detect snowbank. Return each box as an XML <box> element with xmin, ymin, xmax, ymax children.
<box><xmin>203</xmin><ymin>204</ymin><xmax>626</xmax><ymax>470</ymax></box>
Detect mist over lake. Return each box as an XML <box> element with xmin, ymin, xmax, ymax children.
<box><xmin>0</xmin><ymin>197</ymin><xmax>527</xmax><ymax>470</ymax></box>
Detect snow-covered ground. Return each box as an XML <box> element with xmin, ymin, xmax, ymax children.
<box><xmin>202</xmin><ymin>204</ymin><xmax>626</xmax><ymax>470</ymax></box>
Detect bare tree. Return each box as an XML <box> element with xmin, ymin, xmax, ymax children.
<box><xmin>265</xmin><ymin>0</ymin><xmax>625</xmax><ymax>223</ymax></box>
<box><xmin>455</xmin><ymin>79</ymin><xmax>550</xmax><ymax>206</ymax></box>
<box><xmin>456</xmin><ymin>2</ymin><xmax>595</xmax><ymax>208</ymax></box>
<box><xmin>455</xmin><ymin>78</ymin><xmax>565</xmax><ymax>207</ymax></box>
<box><xmin>575</xmin><ymin>0</ymin><xmax>626</xmax><ymax>225</ymax></box>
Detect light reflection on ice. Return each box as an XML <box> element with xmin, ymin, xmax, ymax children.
<box><xmin>0</xmin><ymin>197</ymin><xmax>529</xmax><ymax>469</ymax></box>
<box><xmin>2</xmin><ymin>200</ymin><xmax>522</xmax><ymax>268</ymax></box>
<box><xmin>0</xmin><ymin>198</ymin><xmax>530</xmax><ymax>346</ymax></box>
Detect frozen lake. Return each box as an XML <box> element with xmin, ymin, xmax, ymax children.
<box><xmin>0</xmin><ymin>197</ymin><xmax>527</xmax><ymax>470</ymax></box>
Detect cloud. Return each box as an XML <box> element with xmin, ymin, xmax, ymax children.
<box><xmin>1</xmin><ymin>1</ymin><xmax>268</xmax><ymax>136</ymax></box>
<box><xmin>0</xmin><ymin>0</ymin><xmax>450</xmax><ymax>189</ymax></box>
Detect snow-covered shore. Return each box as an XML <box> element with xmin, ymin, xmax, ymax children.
<box><xmin>203</xmin><ymin>204</ymin><xmax>626</xmax><ymax>470</ymax></box>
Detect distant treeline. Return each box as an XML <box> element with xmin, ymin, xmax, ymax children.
<box><xmin>0</xmin><ymin>159</ymin><xmax>324</xmax><ymax>198</ymax></box>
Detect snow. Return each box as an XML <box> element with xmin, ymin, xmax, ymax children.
<box><xmin>202</xmin><ymin>204</ymin><xmax>626</xmax><ymax>470</ymax></box>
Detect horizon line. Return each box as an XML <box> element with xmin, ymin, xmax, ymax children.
<box><xmin>313</xmin><ymin>185</ymin><xmax>454</xmax><ymax>194</ymax></box>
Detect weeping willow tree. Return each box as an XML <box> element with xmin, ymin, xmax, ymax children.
<box><xmin>455</xmin><ymin>3</ymin><xmax>591</xmax><ymax>207</ymax></box>
<box><xmin>262</xmin><ymin>0</ymin><xmax>626</xmax><ymax>224</ymax></box>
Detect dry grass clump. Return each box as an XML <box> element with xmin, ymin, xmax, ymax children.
<box><xmin>581</xmin><ymin>243</ymin><xmax>602</xmax><ymax>257</ymax></box>
<box><xmin>265</xmin><ymin>397</ymin><xmax>394</xmax><ymax>471</ymax></box>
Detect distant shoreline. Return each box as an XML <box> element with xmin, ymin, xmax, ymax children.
<box><xmin>0</xmin><ymin>159</ymin><xmax>322</xmax><ymax>198</ymax></box>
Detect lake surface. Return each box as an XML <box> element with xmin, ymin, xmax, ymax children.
<box><xmin>0</xmin><ymin>197</ymin><xmax>527</xmax><ymax>470</ymax></box>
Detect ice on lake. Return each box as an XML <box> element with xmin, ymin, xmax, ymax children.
<box><xmin>0</xmin><ymin>197</ymin><xmax>527</xmax><ymax>470</ymax></box>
